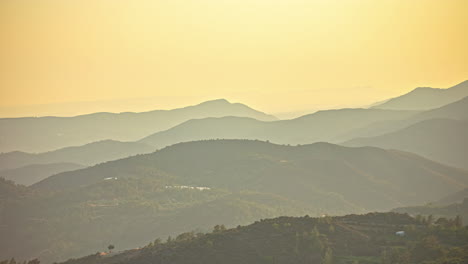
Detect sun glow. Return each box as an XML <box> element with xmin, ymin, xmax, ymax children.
<box><xmin>0</xmin><ymin>0</ymin><xmax>467</xmax><ymax>117</ymax></box>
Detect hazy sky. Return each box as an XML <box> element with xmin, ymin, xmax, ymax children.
<box><xmin>0</xmin><ymin>0</ymin><xmax>467</xmax><ymax>117</ymax></box>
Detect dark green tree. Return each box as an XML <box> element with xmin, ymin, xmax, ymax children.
<box><xmin>107</xmin><ymin>244</ymin><xmax>115</xmax><ymax>253</ymax></box>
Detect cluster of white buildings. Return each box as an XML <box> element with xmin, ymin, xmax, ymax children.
<box><xmin>165</xmin><ymin>185</ymin><xmax>211</xmax><ymax>191</ymax></box>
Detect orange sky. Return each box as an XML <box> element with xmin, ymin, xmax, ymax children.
<box><xmin>0</xmin><ymin>0</ymin><xmax>467</xmax><ymax>117</ymax></box>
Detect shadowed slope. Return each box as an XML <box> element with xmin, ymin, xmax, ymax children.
<box><xmin>343</xmin><ymin>119</ymin><xmax>468</xmax><ymax>169</ymax></box>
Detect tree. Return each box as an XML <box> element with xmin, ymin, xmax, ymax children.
<box><xmin>108</xmin><ymin>244</ymin><xmax>115</xmax><ymax>253</ymax></box>
<box><xmin>153</xmin><ymin>238</ymin><xmax>162</xmax><ymax>246</ymax></box>
<box><xmin>213</xmin><ymin>224</ymin><xmax>226</xmax><ymax>233</ymax></box>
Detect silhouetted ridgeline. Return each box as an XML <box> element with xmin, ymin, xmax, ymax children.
<box><xmin>372</xmin><ymin>80</ymin><xmax>468</xmax><ymax>110</ymax></box>
<box><xmin>0</xmin><ymin>99</ymin><xmax>276</xmax><ymax>153</ymax></box>
<box><xmin>139</xmin><ymin>109</ymin><xmax>418</xmax><ymax>148</ymax></box>
<box><xmin>3</xmin><ymin>94</ymin><xmax>468</xmax><ymax>180</ymax></box>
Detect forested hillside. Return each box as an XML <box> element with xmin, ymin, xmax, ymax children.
<box><xmin>58</xmin><ymin>213</ymin><xmax>468</xmax><ymax>264</ymax></box>
<box><xmin>2</xmin><ymin>140</ymin><xmax>467</xmax><ymax>263</ymax></box>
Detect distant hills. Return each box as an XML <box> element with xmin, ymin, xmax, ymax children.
<box><xmin>4</xmin><ymin>95</ymin><xmax>467</xmax><ymax>182</ymax></box>
<box><xmin>342</xmin><ymin>96</ymin><xmax>468</xmax><ymax>169</ymax></box>
<box><xmin>139</xmin><ymin>108</ymin><xmax>418</xmax><ymax>148</ymax></box>
<box><xmin>336</xmin><ymin>95</ymin><xmax>468</xmax><ymax>142</ymax></box>
<box><xmin>3</xmin><ymin>140</ymin><xmax>468</xmax><ymax>262</ymax></box>
<box><xmin>392</xmin><ymin>195</ymin><xmax>468</xmax><ymax>225</ymax></box>
<box><xmin>0</xmin><ymin>162</ymin><xmax>84</xmax><ymax>186</ymax></box>
<box><xmin>34</xmin><ymin>140</ymin><xmax>468</xmax><ymax>209</ymax></box>
<box><xmin>0</xmin><ymin>107</ymin><xmax>419</xmax><ymax>176</ymax></box>
<box><xmin>0</xmin><ymin>140</ymin><xmax>154</xmax><ymax>170</ymax></box>
<box><xmin>2</xmin><ymin>77</ymin><xmax>468</xmax><ymax>264</ymax></box>
<box><xmin>1</xmin><ymin>84</ymin><xmax>466</xmax><ymax>188</ymax></box>
<box><xmin>343</xmin><ymin>119</ymin><xmax>468</xmax><ymax>169</ymax></box>
<box><xmin>372</xmin><ymin>80</ymin><xmax>468</xmax><ymax>110</ymax></box>
<box><xmin>0</xmin><ymin>99</ymin><xmax>276</xmax><ymax>153</ymax></box>
<box><xmin>140</xmin><ymin>96</ymin><xmax>468</xmax><ymax>150</ymax></box>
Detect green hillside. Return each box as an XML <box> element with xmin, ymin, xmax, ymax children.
<box><xmin>2</xmin><ymin>140</ymin><xmax>468</xmax><ymax>263</ymax></box>
<box><xmin>35</xmin><ymin>140</ymin><xmax>468</xmax><ymax>210</ymax></box>
<box><xmin>58</xmin><ymin>213</ymin><xmax>468</xmax><ymax>264</ymax></box>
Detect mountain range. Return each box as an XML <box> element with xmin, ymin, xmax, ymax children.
<box><xmin>140</xmin><ymin>94</ymin><xmax>468</xmax><ymax>150</ymax></box>
<box><xmin>371</xmin><ymin>80</ymin><xmax>468</xmax><ymax>110</ymax></box>
<box><xmin>3</xmin><ymin>96</ymin><xmax>467</xmax><ymax>186</ymax></box>
<box><xmin>0</xmin><ymin>140</ymin><xmax>154</xmax><ymax>170</ymax></box>
<box><xmin>139</xmin><ymin>108</ymin><xmax>418</xmax><ymax>148</ymax></box>
<box><xmin>344</xmin><ymin>118</ymin><xmax>468</xmax><ymax>169</ymax></box>
<box><xmin>0</xmin><ymin>99</ymin><xmax>276</xmax><ymax>153</ymax></box>
<box><xmin>34</xmin><ymin>140</ymin><xmax>468</xmax><ymax>209</ymax></box>
<box><xmin>2</xmin><ymin>140</ymin><xmax>466</xmax><ymax>263</ymax></box>
<box><xmin>1</xmin><ymin>80</ymin><xmax>468</xmax><ymax>263</ymax></box>
<box><xmin>0</xmin><ymin>105</ymin><xmax>421</xmax><ymax>179</ymax></box>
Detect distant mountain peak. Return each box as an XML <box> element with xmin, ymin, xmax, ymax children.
<box><xmin>0</xmin><ymin>98</ymin><xmax>277</xmax><ymax>153</ymax></box>
<box><xmin>412</xmin><ymin>87</ymin><xmax>441</xmax><ymax>91</ymax></box>
<box><xmin>371</xmin><ymin>79</ymin><xmax>468</xmax><ymax>111</ymax></box>
<box><xmin>198</xmin><ymin>98</ymin><xmax>231</xmax><ymax>105</ymax></box>
<box><xmin>450</xmin><ymin>80</ymin><xmax>468</xmax><ymax>90</ymax></box>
